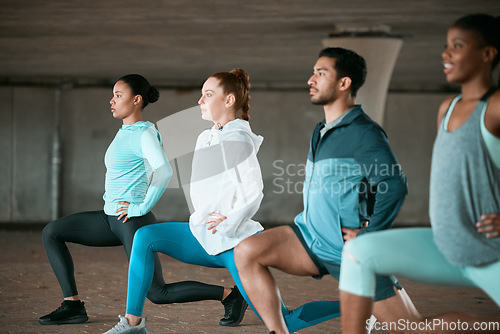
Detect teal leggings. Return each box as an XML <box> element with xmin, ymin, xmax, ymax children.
<box><xmin>339</xmin><ymin>228</ymin><xmax>500</xmax><ymax>306</ymax></box>
<box><xmin>127</xmin><ymin>222</ymin><xmax>340</xmax><ymax>332</ymax></box>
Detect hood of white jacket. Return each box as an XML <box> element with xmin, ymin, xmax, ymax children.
<box><xmin>213</xmin><ymin>119</ymin><xmax>263</xmax><ymax>153</ymax></box>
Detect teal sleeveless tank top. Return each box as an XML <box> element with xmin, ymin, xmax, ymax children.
<box><xmin>430</xmin><ymin>89</ymin><xmax>500</xmax><ymax>266</ymax></box>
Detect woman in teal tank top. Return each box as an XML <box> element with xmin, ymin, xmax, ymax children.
<box><xmin>339</xmin><ymin>14</ymin><xmax>500</xmax><ymax>333</ymax></box>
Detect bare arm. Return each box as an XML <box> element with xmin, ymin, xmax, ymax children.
<box><xmin>484</xmin><ymin>90</ymin><xmax>500</xmax><ymax>138</ymax></box>
<box><xmin>475</xmin><ymin>91</ymin><xmax>500</xmax><ymax>238</ymax></box>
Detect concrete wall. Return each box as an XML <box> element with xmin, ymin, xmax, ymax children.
<box><xmin>1</xmin><ymin>87</ymin><xmax>55</xmax><ymax>222</ymax></box>
<box><xmin>384</xmin><ymin>93</ymin><xmax>445</xmax><ymax>224</ymax></box>
<box><xmin>0</xmin><ymin>86</ymin><xmax>447</xmax><ymax>226</ymax></box>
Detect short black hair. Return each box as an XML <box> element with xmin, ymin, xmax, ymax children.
<box><xmin>453</xmin><ymin>14</ymin><xmax>500</xmax><ymax>69</ymax></box>
<box><xmin>319</xmin><ymin>47</ymin><xmax>367</xmax><ymax>97</ymax></box>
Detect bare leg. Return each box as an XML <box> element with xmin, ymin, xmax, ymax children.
<box><xmin>124</xmin><ymin>314</ymin><xmax>141</xmax><ymax>327</ymax></box>
<box><xmin>340</xmin><ymin>290</ymin><xmax>373</xmax><ymax>334</ymax></box>
<box><xmin>341</xmin><ymin>287</ymin><xmax>422</xmax><ymax>334</ymax></box>
<box><xmin>372</xmin><ymin>290</ymin><xmax>422</xmax><ymax>334</ymax></box>
<box><xmin>63</xmin><ymin>295</ymin><xmax>80</xmax><ymax>301</ymax></box>
<box><xmin>234</xmin><ymin>226</ymin><xmax>320</xmax><ymax>334</ymax></box>
<box><xmin>221</xmin><ymin>288</ymin><xmax>232</xmax><ymax>301</ymax></box>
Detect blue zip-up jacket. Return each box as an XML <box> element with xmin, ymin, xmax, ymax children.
<box><xmin>294</xmin><ymin>105</ymin><xmax>408</xmax><ymax>264</ymax></box>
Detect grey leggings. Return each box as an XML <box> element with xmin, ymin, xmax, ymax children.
<box><xmin>42</xmin><ymin>210</ymin><xmax>224</xmax><ymax>304</ymax></box>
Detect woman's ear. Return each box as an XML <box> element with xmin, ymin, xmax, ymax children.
<box><xmin>134</xmin><ymin>95</ymin><xmax>143</xmax><ymax>106</ymax></box>
<box><xmin>225</xmin><ymin>94</ymin><xmax>235</xmax><ymax>108</ymax></box>
<box><xmin>483</xmin><ymin>46</ymin><xmax>498</xmax><ymax>64</ymax></box>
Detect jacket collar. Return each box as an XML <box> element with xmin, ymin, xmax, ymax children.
<box><xmin>316</xmin><ymin>105</ymin><xmax>363</xmax><ymax>133</ymax></box>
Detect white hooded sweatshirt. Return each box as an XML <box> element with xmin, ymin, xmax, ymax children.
<box><xmin>189</xmin><ymin>119</ymin><xmax>264</xmax><ymax>255</ymax></box>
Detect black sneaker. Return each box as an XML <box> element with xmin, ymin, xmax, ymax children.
<box><xmin>38</xmin><ymin>300</ymin><xmax>89</xmax><ymax>325</ymax></box>
<box><xmin>219</xmin><ymin>285</ymin><xmax>248</xmax><ymax>326</ymax></box>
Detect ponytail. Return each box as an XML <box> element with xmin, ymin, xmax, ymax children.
<box><xmin>230</xmin><ymin>69</ymin><xmax>251</xmax><ymax>121</ymax></box>
<box><xmin>210</xmin><ymin>68</ymin><xmax>252</xmax><ymax>122</ymax></box>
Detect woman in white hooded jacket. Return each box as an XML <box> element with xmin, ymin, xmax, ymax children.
<box><xmin>189</xmin><ymin>116</ymin><xmax>264</xmax><ymax>255</ymax></box>
<box><xmin>105</xmin><ymin>69</ymin><xmax>340</xmax><ymax>334</ymax></box>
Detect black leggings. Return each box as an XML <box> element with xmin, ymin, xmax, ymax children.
<box><xmin>42</xmin><ymin>210</ymin><xmax>224</xmax><ymax>304</ymax></box>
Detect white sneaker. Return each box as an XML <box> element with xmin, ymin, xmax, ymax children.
<box><xmin>104</xmin><ymin>315</ymin><xmax>148</xmax><ymax>334</ymax></box>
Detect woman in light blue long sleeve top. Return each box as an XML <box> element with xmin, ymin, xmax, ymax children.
<box><xmin>39</xmin><ymin>74</ymin><xmax>240</xmax><ymax>326</ymax></box>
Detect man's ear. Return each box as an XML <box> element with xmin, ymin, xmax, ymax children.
<box><xmin>225</xmin><ymin>94</ymin><xmax>235</xmax><ymax>108</ymax></box>
<box><xmin>339</xmin><ymin>77</ymin><xmax>352</xmax><ymax>92</ymax></box>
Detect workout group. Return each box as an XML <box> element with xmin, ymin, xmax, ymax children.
<box><xmin>37</xmin><ymin>14</ymin><xmax>500</xmax><ymax>334</ymax></box>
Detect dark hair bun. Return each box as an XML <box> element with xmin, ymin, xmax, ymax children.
<box><xmin>148</xmin><ymin>87</ymin><xmax>160</xmax><ymax>104</ymax></box>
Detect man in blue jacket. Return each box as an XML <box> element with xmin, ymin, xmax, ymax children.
<box><xmin>234</xmin><ymin>47</ymin><xmax>420</xmax><ymax>334</ymax></box>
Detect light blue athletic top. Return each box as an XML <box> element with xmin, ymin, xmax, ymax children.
<box><xmin>103</xmin><ymin>121</ymin><xmax>172</xmax><ymax>217</ymax></box>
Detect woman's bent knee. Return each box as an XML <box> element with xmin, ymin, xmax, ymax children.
<box><xmin>132</xmin><ymin>225</ymin><xmax>153</xmax><ymax>247</ymax></box>
<box><xmin>42</xmin><ymin>219</ymin><xmax>60</xmax><ymax>243</ymax></box>
<box><xmin>344</xmin><ymin>233</ymin><xmax>381</xmax><ymax>263</ymax></box>
<box><xmin>146</xmin><ymin>289</ymin><xmax>165</xmax><ymax>304</ymax></box>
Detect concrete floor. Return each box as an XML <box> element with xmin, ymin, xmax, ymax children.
<box><xmin>1</xmin><ymin>227</ymin><xmax>499</xmax><ymax>334</ymax></box>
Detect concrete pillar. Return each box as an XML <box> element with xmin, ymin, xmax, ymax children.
<box><xmin>322</xmin><ymin>27</ymin><xmax>403</xmax><ymax>125</ymax></box>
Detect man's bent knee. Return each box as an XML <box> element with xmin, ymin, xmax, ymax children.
<box><xmin>234</xmin><ymin>236</ymin><xmax>262</xmax><ymax>267</ymax></box>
